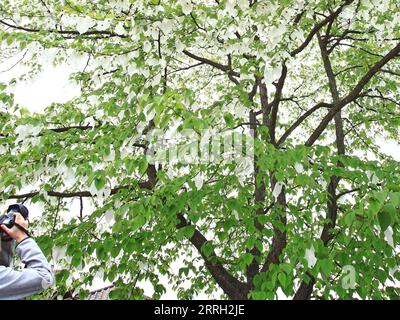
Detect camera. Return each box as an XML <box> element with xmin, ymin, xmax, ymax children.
<box><xmin>0</xmin><ymin>212</ymin><xmax>16</xmax><ymax>228</ymax></box>
<box><xmin>0</xmin><ymin>204</ymin><xmax>29</xmax><ymax>241</ymax></box>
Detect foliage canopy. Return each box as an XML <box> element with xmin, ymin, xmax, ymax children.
<box><xmin>0</xmin><ymin>0</ymin><xmax>400</xmax><ymax>299</ymax></box>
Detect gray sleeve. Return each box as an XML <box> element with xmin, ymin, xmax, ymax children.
<box><xmin>0</xmin><ymin>237</ymin><xmax>54</xmax><ymax>300</ymax></box>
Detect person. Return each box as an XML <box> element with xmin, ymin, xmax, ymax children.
<box><xmin>0</xmin><ymin>211</ymin><xmax>54</xmax><ymax>300</ymax></box>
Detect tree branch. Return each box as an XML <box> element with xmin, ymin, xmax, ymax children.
<box><xmin>305</xmin><ymin>41</ymin><xmax>400</xmax><ymax>147</ymax></box>
<box><xmin>260</xmin><ymin>179</ymin><xmax>287</xmax><ymax>273</ymax></box>
<box><xmin>277</xmin><ymin>102</ymin><xmax>332</xmax><ymax>145</ymax></box>
<box><xmin>245</xmin><ymin>110</ymin><xmax>266</xmax><ymax>286</ymax></box>
<box><xmin>48</xmin><ymin>125</ymin><xmax>96</xmax><ymax>133</ymax></box>
<box><xmin>176</xmin><ymin>214</ymin><xmax>249</xmax><ymax>299</ymax></box>
<box><xmin>269</xmin><ymin>64</ymin><xmax>288</xmax><ymax>145</ymax></box>
<box><xmin>290</xmin><ymin>0</ymin><xmax>355</xmax><ymax>57</ymax></box>
<box><xmin>182</xmin><ymin>50</ymin><xmax>240</xmax><ymax>80</ymax></box>
<box><xmin>0</xmin><ymin>19</ymin><xmax>128</xmax><ymax>38</ymax></box>
<box><xmin>6</xmin><ymin>181</ymin><xmax>154</xmax><ymax>200</ymax></box>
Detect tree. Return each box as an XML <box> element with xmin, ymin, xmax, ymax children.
<box><xmin>0</xmin><ymin>0</ymin><xmax>399</xmax><ymax>300</ymax></box>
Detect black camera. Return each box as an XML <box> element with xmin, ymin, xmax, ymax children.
<box><xmin>0</xmin><ymin>204</ymin><xmax>29</xmax><ymax>241</ymax></box>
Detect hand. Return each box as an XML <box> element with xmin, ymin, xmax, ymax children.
<box><xmin>0</xmin><ymin>213</ymin><xmax>29</xmax><ymax>243</ymax></box>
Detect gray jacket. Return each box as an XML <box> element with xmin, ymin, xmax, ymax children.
<box><xmin>0</xmin><ymin>237</ymin><xmax>54</xmax><ymax>300</ymax></box>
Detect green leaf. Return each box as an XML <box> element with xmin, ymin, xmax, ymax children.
<box><xmin>201</xmin><ymin>241</ymin><xmax>214</xmax><ymax>257</ymax></box>
<box><xmin>278</xmin><ymin>272</ymin><xmax>287</xmax><ymax>288</ymax></box>
<box><xmin>179</xmin><ymin>267</ymin><xmax>190</xmax><ymax>276</ymax></box>
<box><xmin>132</xmin><ymin>215</ymin><xmax>147</xmax><ymax>230</ymax></box>
<box><xmin>96</xmin><ymin>246</ymin><xmax>106</xmax><ymax>260</ymax></box>
<box><xmin>372</xmin><ymin>191</ymin><xmax>386</xmax><ymax>204</ymax></box>
<box><xmin>242</xmin><ymin>253</ymin><xmax>254</xmax><ymax>266</ymax></box>
<box><xmin>319</xmin><ymin>259</ymin><xmax>332</xmax><ymax>276</ymax></box>
<box><xmin>378</xmin><ymin>209</ymin><xmax>392</xmax><ymax>231</ymax></box>
<box><xmin>251</xmin><ymin>291</ymin><xmax>266</xmax><ymax>300</ymax></box>
<box><xmin>368</xmin><ymin>198</ymin><xmax>382</xmax><ymax>216</ymax></box>
<box><xmin>104</xmin><ymin>239</ymin><xmax>113</xmax><ymax>252</ymax></box>
<box><xmin>109</xmin><ymin>288</ymin><xmax>124</xmax><ymax>300</ymax></box>
<box><xmin>223</xmin><ymin>113</ymin><xmax>235</xmax><ymax>127</ymax></box>
<box><xmin>389</xmin><ymin>192</ymin><xmax>400</xmax><ymax>207</ymax></box>
<box><xmin>138</xmin><ymin>158</ymin><xmax>148</xmax><ymax>175</ymax></box>
<box><xmin>176</xmin><ymin>225</ymin><xmax>195</xmax><ymax>240</ymax></box>
<box><xmin>94</xmin><ymin>175</ymin><xmax>107</xmax><ymax>190</ymax></box>
<box><xmin>383</xmin><ymin>203</ymin><xmax>396</xmax><ymax>219</ymax></box>
<box><xmin>344</xmin><ymin>211</ymin><xmax>356</xmax><ymax>227</ymax></box>
<box><xmin>281</xmin><ymin>263</ymin><xmax>293</xmax><ymax>275</ymax></box>
<box><xmin>71</xmin><ymin>253</ymin><xmax>82</xmax><ymax>267</ymax></box>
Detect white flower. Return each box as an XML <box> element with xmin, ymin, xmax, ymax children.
<box><xmin>305</xmin><ymin>245</ymin><xmax>317</xmax><ymax>268</ymax></box>
<box><xmin>237</xmin><ymin>0</ymin><xmax>248</xmax><ymax>10</ymax></box>
<box><xmin>103</xmin><ymin>185</ymin><xmax>111</xmax><ymax>199</ymax></box>
<box><xmin>138</xmin><ymin>261</ymin><xmax>149</xmax><ymax>271</ymax></box>
<box><xmin>384</xmin><ymin>226</ymin><xmax>394</xmax><ymax>248</ymax></box>
<box><xmin>225</xmin><ymin>0</ymin><xmax>237</xmax><ymax>17</ymax></box>
<box><xmin>175</xmin><ymin>39</ymin><xmax>185</xmax><ymax>53</ymax></box>
<box><xmin>114</xmin><ymin>199</ymin><xmax>122</xmax><ymax>209</ymax></box>
<box><xmin>141</xmin><ymin>67</ymin><xmax>150</xmax><ymax>78</ymax></box>
<box><xmin>151</xmin><ymin>73</ymin><xmax>162</xmax><ymax>86</ymax></box>
<box><xmin>371</xmin><ymin>174</ymin><xmax>379</xmax><ymax>185</ymax></box>
<box><xmin>160</xmin><ymin>18</ymin><xmax>174</xmax><ymax>35</ymax></box>
<box><xmin>96</xmin><ymin>19</ymin><xmax>111</xmax><ymax>31</ymax></box>
<box><xmin>64</xmin><ymin>166</ymin><xmax>76</xmax><ymax>188</ymax></box>
<box><xmin>291</xmin><ymin>29</ymin><xmax>305</xmax><ymax>42</ymax></box>
<box><xmin>115</xmin><ymin>22</ymin><xmax>125</xmax><ymax>35</ymax></box>
<box><xmin>127</xmin><ymin>63</ymin><xmax>138</xmax><ymax>76</ymax></box>
<box><xmin>319</xmin><ymin>178</ymin><xmax>328</xmax><ymax>190</ymax></box>
<box><xmin>294</xmin><ymin>163</ymin><xmax>304</xmax><ymax>173</ymax></box>
<box><xmin>68</xmin><ymin>51</ymin><xmax>87</xmax><ymax>68</ymax></box>
<box><xmin>52</xmin><ymin>246</ymin><xmax>67</xmax><ymax>262</ymax></box>
<box><xmin>181</xmin><ymin>0</ymin><xmax>193</xmax><ymax>15</ymax></box>
<box><xmin>120</xmin><ymin>147</ymin><xmax>129</xmax><ymax>159</ymax></box>
<box><xmin>76</xmin><ymin>17</ymin><xmax>95</xmax><ymax>34</ymax></box>
<box><xmin>264</xmin><ymin>63</ymin><xmax>283</xmax><ymax>84</ymax></box>
<box><xmin>166</xmin><ymin>166</ymin><xmax>175</xmax><ymax>179</ymax></box>
<box><xmin>95</xmin><ymin>108</ymin><xmax>104</xmax><ymax>119</ymax></box>
<box><xmin>137</xmin><ymin>121</ymin><xmax>146</xmax><ymax>135</ymax></box>
<box><xmin>389</xmin><ymin>265</ymin><xmax>399</xmax><ymax>277</ymax></box>
<box><xmin>208</xmin><ymin>18</ymin><xmax>217</xmax><ymax>28</ymax></box>
<box><xmin>143</xmin><ymin>104</ymin><xmax>156</xmax><ymax>121</ymax></box>
<box><xmin>272</xmin><ymin>182</ymin><xmax>283</xmax><ymax>200</ymax></box>
<box><xmin>341</xmin><ymin>7</ymin><xmax>354</xmax><ymax>20</ymax></box>
<box><xmin>194</xmin><ymin>174</ymin><xmax>204</xmax><ymax>190</ymax></box>
<box><xmin>15</xmin><ymin>124</ymin><xmax>42</xmax><ymax>143</ymax></box>
<box><xmin>143</xmin><ymin>41</ymin><xmax>152</xmax><ymax>53</ymax></box>
<box><xmin>89</xmin><ymin>181</ymin><xmax>100</xmax><ymax>197</ymax></box>
<box><xmin>84</xmin><ymin>116</ymin><xmax>96</xmax><ymax>128</ymax></box>
<box><xmin>0</xmin><ymin>144</ymin><xmax>7</xmax><ymax>154</ymax></box>
<box><xmin>104</xmin><ymin>210</ymin><xmax>115</xmax><ymax>225</ymax></box>
<box><xmin>146</xmin><ymin>57</ymin><xmax>159</xmax><ymax>67</ymax></box>
<box><xmin>103</xmin><ymin>147</ymin><xmax>115</xmax><ymax>162</ymax></box>
<box><xmin>366</xmin><ymin>170</ymin><xmax>379</xmax><ymax>184</ymax></box>
<box><xmin>270</xmin><ymin>24</ymin><xmax>286</xmax><ymax>40</ymax></box>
